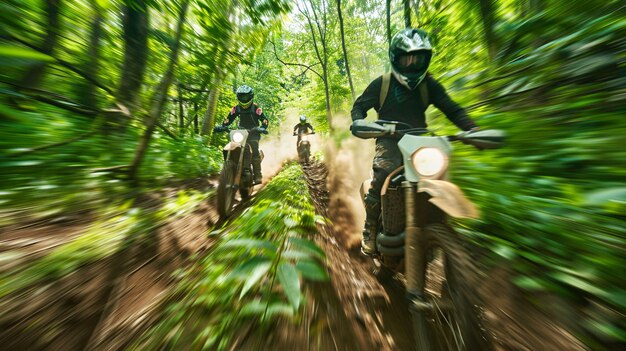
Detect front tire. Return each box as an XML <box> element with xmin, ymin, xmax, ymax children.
<box><xmin>410</xmin><ymin>224</ymin><xmax>493</xmax><ymax>351</ymax></box>
<box><xmin>217</xmin><ymin>160</ymin><xmax>237</xmax><ymax>217</ymax></box>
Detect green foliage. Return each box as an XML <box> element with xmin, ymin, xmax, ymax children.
<box><xmin>136</xmin><ymin>163</ymin><xmax>328</xmax><ymax>350</ymax></box>
<box><xmin>430</xmin><ymin>5</ymin><xmax>626</xmax><ymax>347</ymax></box>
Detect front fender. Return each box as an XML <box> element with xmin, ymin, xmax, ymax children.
<box><xmin>223</xmin><ymin>141</ymin><xmax>242</xmax><ymax>151</ymax></box>
<box><xmin>418</xmin><ymin>179</ymin><xmax>479</xmax><ymax>218</ymax></box>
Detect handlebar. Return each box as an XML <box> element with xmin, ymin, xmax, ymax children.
<box><xmin>351</xmin><ymin>120</ymin><xmax>505</xmax><ymax>149</ymax></box>
<box><xmin>214</xmin><ymin>126</ymin><xmax>268</xmax><ymax>135</ymax></box>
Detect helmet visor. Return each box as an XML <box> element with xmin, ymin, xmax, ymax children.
<box><xmin>396</xmin><ymin>53</ymin><xmax>428</xmax><ymax>74</ymax></box>
<box><xmin>237</xmin><ymin>92</ymin><xmax>253</xmax><ymax>103</ymax></box>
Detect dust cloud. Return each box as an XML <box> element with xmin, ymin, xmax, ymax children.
<box><xmin>258</xmin><ymin>108</ymin><xmax>322</xmax><ymax>182</ymax></box>
<box><xmin>323</xmin><ymin>114</ymin><xmax>376</xmax><ymax>249</ymax></box>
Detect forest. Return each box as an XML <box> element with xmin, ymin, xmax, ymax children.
<box><xmin>1</xmin><ymin>0</ymin><xmax>624</xmax><ymax>350</ymax></box>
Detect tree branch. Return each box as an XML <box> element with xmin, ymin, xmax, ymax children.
<box><xmin>3</xmin><ymin>34</ymin><xmax>116</xmax><ymax>97</ymax></box>
<box><xmin>269</xmin><ymin>39</ymin><xmax>323</xmax><ymax>80</ymax></box>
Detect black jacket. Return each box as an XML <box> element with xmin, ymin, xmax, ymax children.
<box><xmin>351</xmin><ymin>74</ymin><xmax>477</xmax><ymax>131</ymax></box>
<box><xmin>222</xmin><ymin>103</ymin><xmax>269</xmax><ymax>130</ymax></box>
<box><xmin>294</xmin><ymin>122</ymin><xmax>314</xmax><ymax>134</ymax></box>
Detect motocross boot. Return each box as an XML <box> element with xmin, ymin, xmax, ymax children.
<box><xmin>362</xmin><ymin>194</ymin><xmax>381</xmax><ymax>256</ymax></box>
<box><xmin>252</xmin><ymin>158</ymin><xmax>263</xmax><ymax>185</ymax></box>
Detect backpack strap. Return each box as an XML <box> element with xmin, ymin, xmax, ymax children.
<box><xmin>379</xmin><ymin>73</ymin><xmax>430</xmax><ymax>110</ymax></box>
<box><xmin>379</xmin><ymin>73</ymin><xmax>391</xmax><ymax>110</ymax></box>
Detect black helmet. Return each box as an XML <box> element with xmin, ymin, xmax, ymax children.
<box><xmin>236</xmin><ymin>85</ymin><xmax>254</xmax><ymax>108</ymax></box>
<box><xmin>389</xmin><ymin>29</ymin><xmax>432</xmax><ymax>90</ymax></box>
<box><xmin>299</xmin><ymin>115</ymin><xmax>307</xmax><ymax>123</ymax></box>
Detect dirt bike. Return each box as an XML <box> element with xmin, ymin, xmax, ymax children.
<box><xmin>214</xmin><ymin>126</ymin><xmax>267</xmax><ymax>218</ymax></box>
<box><xmin>352</xmin><ymin>119</ymin><xmax>505</xmax><ymax>351</ymax></box>
<box><xmin>293</xmin><ymin>131</ymin><xmax>315</xmax><ymax>163</ymax></box>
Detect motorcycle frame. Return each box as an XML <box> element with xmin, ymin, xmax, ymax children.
<box><xmin>223</xmin><ymin>130</ymin><xmax>252</xmax><ymax>188</ymax></box>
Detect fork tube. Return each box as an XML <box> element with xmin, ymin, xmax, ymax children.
<box><xmin>403</xmin><ymin>181</ymin><xmax>423</xmax><ymax>297</ymax></box>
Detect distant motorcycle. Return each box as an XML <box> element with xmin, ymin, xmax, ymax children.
<box><xmin>214</xmin><ymin>126</ymin><xmax>267</xmax><ymax>217</ymax></box>
<box><xmin>352</xmin><ymin>119</ymin><xmax>505</xmax><ymax>351</ymax></box>
<box><xmin>293</xmin><ymin>131</ymin><xmax>314</xmax><ymax>163</ymax></box>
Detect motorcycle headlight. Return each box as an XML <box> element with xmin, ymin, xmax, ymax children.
<box><xmin>411</xmin><ymin>147</ymin><xmax>447</xmax><ymax>177</ymax></box>
<box><xmin>232</xmin><ymin>131</ymin><xmax>244</xmax><ymax>143</ymax></box>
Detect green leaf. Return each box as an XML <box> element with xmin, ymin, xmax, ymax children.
<box><xmin>288</xmin><ymin>237</ymin><xmax>325</xmax><ymax>259</ymax></box>
<box><xmin>239</xmin><ymin>261</ymin><xmax>271</xmax><ymax>299</ymax></box>
<box><xmin>0</xmin><ymin>45</ymin><xmax>54</xmax><ymax>62</ymax></box>
<box><xmin>277</xmin><ymin>262</ymin><xmax>300</xmax><ymax>310</ymax></box>
<box><xmin>583</xmin><ymin>187</ymin><xmax>626</xmax><ymax>206</ymax></box>
<box><xmin>296</xmin><ymin>261</ymin><xmax>328</xmax><ymax>281</ymax></box>
<box><xmin>512</xmin><ymin>276</ymin><xmax>547</xmax><ymax>291</ymax></box>
<box><xmin>222</xmin><ymin>239</ymin><xmax>277</xmax><ymax>252</ymax></box>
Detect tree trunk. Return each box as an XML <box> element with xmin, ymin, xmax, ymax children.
<box><xmin>178</xmin><ymin>83</ymin><xmax>184</xmax><ymax>132</ymax></box>
<box><xmin>116</xmin><ymin>0</ymin><xmax>149</xmax><ymax>116</ymax></box>
<box><xmin>477</xmin><ymin>0</ymin><xmax>497</xmax><ymax>58</ymax></box>
<box><xmin>20</xmin><ymin>0</ymin><xmax>61</xmax><ymax>90</ymax></box>
<box><xmin>302</xmin><ymin>0</ymin><xmax>333</xmax><ymax>130</ymax></box>
<box><xmin>403</xmin><ymin>0</ymin><xmax>411</xmax><ymax>28</ymax></box>
<box><xmin>128</xmin><ymin>0</ymin><xmax>190</xmax><ymax>182</ymax></box>
<box><xmin>336</xmin><ymin>0</ymin><xmax>355</xmax><ymax>101</ymax></box>
<box><xmin>200</xmin><ymin>75</ymin><xmax>224</xmax><ymax>136</ymax></box>
<box><xmin>77</xmin><ymin>0</ymin><xmax>103</xmax><ymax>109</ymax></box>
<box><xmin>386</xmin><ymin>0</ymin><xmax>392</xmax><ymax>48</ymax></box>
<box><xmin>414</xmin><ymin>0</ymin><xmax>421</xmax><ymax>26</ymax></box>
<box><xmin>193</xmin><ymin>102</ymin><xmax>199</xmax><ymax>134</ymax></box>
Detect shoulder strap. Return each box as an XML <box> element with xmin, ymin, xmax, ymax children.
<box><xmin>379</xmin><ymin>73</ymin><xmax>391</xmax><ymax>109</ymax></box>
<box><xmin>419</xmin><ymin>79</ymin><xmax>429</xmax><ymax>107</ymax></box>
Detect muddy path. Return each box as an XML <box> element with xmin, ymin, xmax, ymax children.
<box><xmin>0</xmin><ymin>174</ymin><xmax>268</xmax><ymax>351</ymax></box>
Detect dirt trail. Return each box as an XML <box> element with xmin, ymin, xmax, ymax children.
<box><xmin>0</xmin><ymin>179</ymin><xmax>220</xmax><ymax>351</ymax></box>
<box><xmin>238</xmin><ymin>159</ymin><xmax>417</xmax><ymax>351</ymax></box>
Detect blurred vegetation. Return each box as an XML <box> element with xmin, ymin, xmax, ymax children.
<box><xmin>420</xmin><ymin>1</ymin><xmax>626</xmax><ymax>348</ymax></box>
<box><xmin>135</xmin><ymin>163</ymin><xmax>327</xmax><ymax>350</ymax></box>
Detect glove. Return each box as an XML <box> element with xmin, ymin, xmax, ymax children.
<box><xmin>254</xmin><ymin>127</ymin><xmax>268</xmax><ymax>135</ymax></box>
<box><xmin>214</xmin><ymin>125</ymin><xmax>228</xmax><ymax>133</ymax></box>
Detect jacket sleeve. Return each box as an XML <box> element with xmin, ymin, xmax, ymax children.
<box><xmin>351</xmin><ymin>76</ymin><xmax>382</xmax><ymax>121</ymax></box>
<box><xmin>307</xmin><ymin>123</ymin><xmax>315</xmax><ymax>132</ymax></box>
<box><xmin>255</xmin><ymin>105</ymin><xmax>269</xmax><ymax>129</ymax></box>
<box><xmin>427</xmin><ymin>76</ymin><xmax>477</xmax><ymax>131</ymax></box>
<box><xmin>223</xmin><ymin>106</ymin><xmax>238</xmax><ymax>126</ymax></box>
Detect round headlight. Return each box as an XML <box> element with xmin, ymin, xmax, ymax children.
<box><xmin>232</xmin><ymin>131</ymin><xmax>244</xmax><ymax>143</ymax></box>
<box><xmin>411</xmin><ymin>147</ymin><xmax>446</xmax><ymax>177</ymax></box>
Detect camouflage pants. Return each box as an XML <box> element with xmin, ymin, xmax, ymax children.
<box><xmin>364</xmin><ymin>138</ymin><xmax>403</xmax><ymax>225</ymax></box>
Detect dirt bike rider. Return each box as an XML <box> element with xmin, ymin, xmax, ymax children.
<box><xmin>218</xmin><ymin>85</ymin><xmax>269</xmax><ymax>185</ymax></box>
<box><xmin>351</xmin><ymin>28</ymin><xmax>479</xmax><ymax>255</ymax></box>
<box><xmin>293</xmin><ymin>115</ymin><xmax>315</xmax><ymax>142</ymax></box>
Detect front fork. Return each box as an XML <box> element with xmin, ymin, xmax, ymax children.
<box><xmin>403</xmin><ymin>181</ymin><xmax>424</xmax><ymax>298</ymax></box>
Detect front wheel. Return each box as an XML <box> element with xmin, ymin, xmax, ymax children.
<box><xmin>217</xmin><ymin>160</ymin><xmax>237</xmax><ymax>217</ymax></box>
<box><xmin>410</xmin><ymin>224</ymin><xmax>493</xmax><ymax>351</ymax></box>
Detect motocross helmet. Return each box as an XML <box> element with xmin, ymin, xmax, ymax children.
<box><xmin>236</xmin><ymin>85</ymin><xmax>254</xmax><ymax>109</ymax></box>
<box><xmin>389</xmin><ymin>29</ymin><xmax>432</xmax><ymax>90</ymax></box>
<box><xmin>299</xmin><ymin>115</ymin><xmax>307</xmax><ymax>124</ymax></box>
